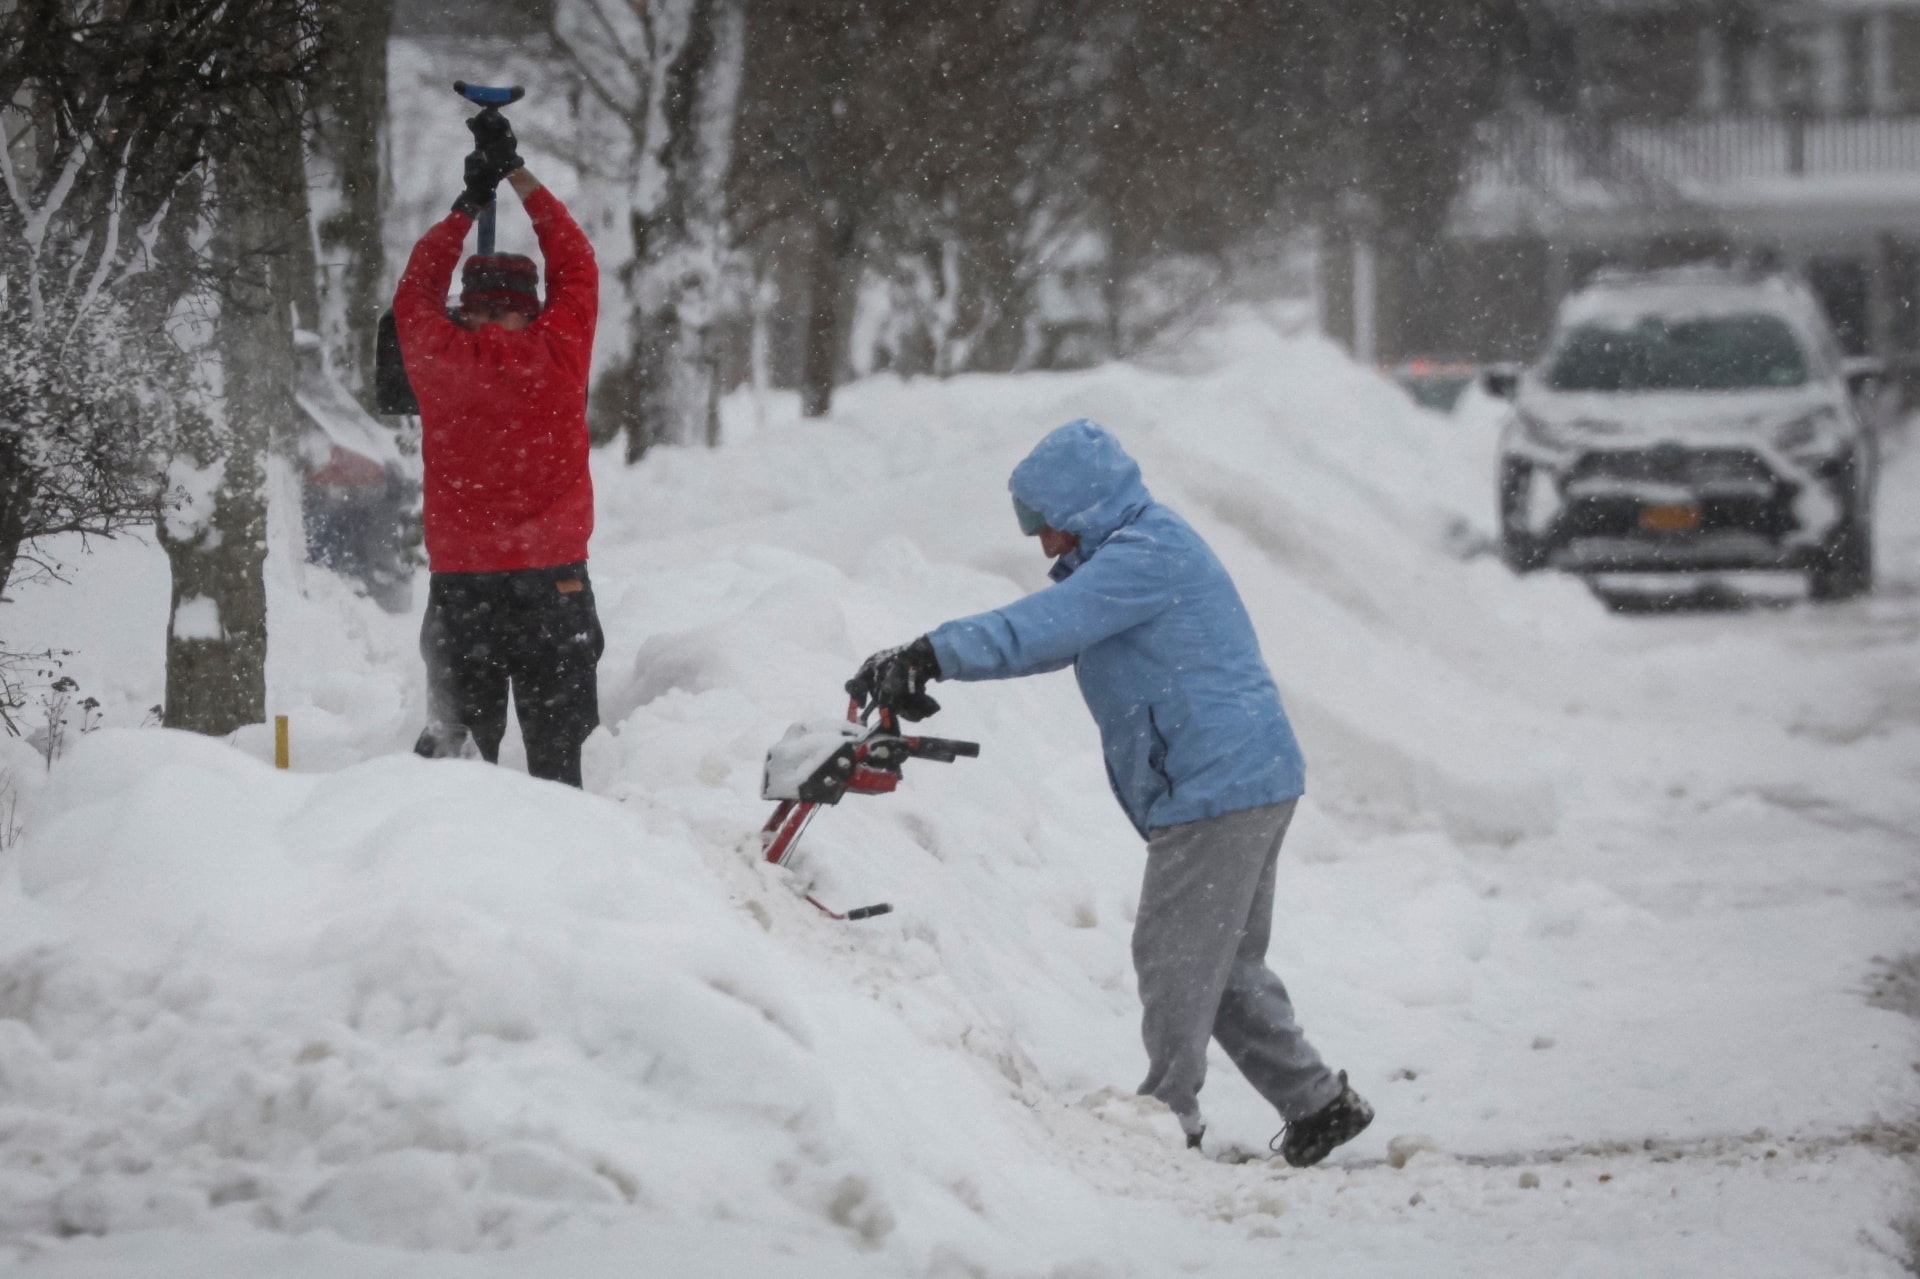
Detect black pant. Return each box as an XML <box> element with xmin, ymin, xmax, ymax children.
<box><xmin>418</xmin><ymin>561</ymin><xmax>605</xmax><ymax>787</ymax></box>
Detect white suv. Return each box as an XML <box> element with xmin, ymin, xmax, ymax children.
<box><xmin>1490</xmin><ymin>269</ymin><xmax>1879</xmax><ymax>601</ymax></box>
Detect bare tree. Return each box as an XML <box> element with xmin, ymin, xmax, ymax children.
<box><xmin>0</xmin><ymin>18</ymin><xmax>180</xmax><ymax>602</ymax></box>
<box><xmin>728</xmin><ymin>0</ymin><xmax>1530</xmax><ymax>396</ymax></box>
<box><xmin>311</xmin><ymin>0</ymin><xmax>392</xmax><ymax>398</ymax></box>
<box><xmin>553</xmin><ymin>0</ymin><xmax>746</xmax><ymax>459</ymax></box>
<box><xmin>731</xmin><ymin>0</ymin><xmax>1061</xmax><ymax>412</ymax></box>
<box><xmin>0</xmin><ymin>0</ymin><xmax>318</xmax><ymax>735</ymax></box>
<box><xmin>730</xmin><ymin>1</ymin><xmax>886</xmax><ymax>420</ymax></box>
<box><xmin>0</xmin><ymin>0</ymin><xmax>311</xmax><ymax>606</ymax></box>
<box><xmin>0</xmin><ymin>278</ymin><xmax>172</xmax><ymax>600</ymax></box>
<box><xmin>158</xmin><ymin>19</ymin><xmax>314</xmax><ymax>736</ymax></box>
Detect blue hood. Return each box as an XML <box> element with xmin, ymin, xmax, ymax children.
<box><xmin>1008</xmin><ymin>420</ymin><xmax>1150</xmax><ymax>570</ymax></box>
<box><xmin>931</xmin><ymin>419</ymin><xmax>1304</xmax><ymax>835</ymax></box>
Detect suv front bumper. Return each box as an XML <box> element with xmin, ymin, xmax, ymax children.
<box><xmin>1505</xmin><ymin>444</ymin><xmax>1850</xmax><ymax>574</ymax></box>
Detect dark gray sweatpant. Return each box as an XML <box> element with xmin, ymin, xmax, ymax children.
<box><xmin>1133</xmin><ymin>800</ymin><xmax>1340</xmax><ymax>1134</ymax></box>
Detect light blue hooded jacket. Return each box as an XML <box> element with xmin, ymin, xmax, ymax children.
<box><xmin>927</xmin><ymin>420</ymin><xmax>1304</xmax><ymax>837</ymax></box>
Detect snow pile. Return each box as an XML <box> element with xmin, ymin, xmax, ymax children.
<box><xmin>3</xmin><ymin>307</ymin><xmax>1917</xmax><ymax>1275</ymax></box>
<box><xmin>0</xmin><ymin>730</ymin><xmax>1141</xmax><ymax>1269</ymax></box>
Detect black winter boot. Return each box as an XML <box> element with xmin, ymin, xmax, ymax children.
<box><xmin>1273</xmin><ymin>1071</ymin><xmax>1373</xmax><ymax>1168</ymax></box>
<box><xmin>414</xmin><ymin>722</ymin><xmax>478</xmax><ymax>761</ymax></box>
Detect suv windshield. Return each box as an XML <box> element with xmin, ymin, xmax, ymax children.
<box><xmin>1546</xmin><ymin>313</ymin><xmax>1808</xmax><ymax>393</ymax></box>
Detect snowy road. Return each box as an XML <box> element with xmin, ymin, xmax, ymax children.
<box><xmin>2</xmin><ymin>313</ymin><xmax>1918</xmax><ymax>1276</ymax></box>
<box><xmin>1036</xmin><ymin>552</ymin><xmax>1920</xmax><ymax>1276</ymax></box>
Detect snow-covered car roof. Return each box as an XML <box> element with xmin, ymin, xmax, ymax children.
<box><xmin>1556</xmin><ymin>269</ymin><xmax>1831</xmax><ymax>339</ymax></box>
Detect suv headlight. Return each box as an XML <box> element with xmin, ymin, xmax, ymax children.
<box><xmin>1515</xmin><ymin>411</ymin><xmax>1569</xmax><ymax>451</ymax></box>
<box><xmin>1773</xmin><ymin>407</ymin><xmax>1842</xmax><ymax>456</ymax></box>
<box><xmin>1513</xmin><ymin>411</ymin><xmax>1616</xmax><ymax>452</ymax></box>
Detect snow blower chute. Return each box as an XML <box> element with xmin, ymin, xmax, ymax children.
<box><xmin>760</xmin><ymin>700</ymin><xmax>978</xmax><ymax>921</ymax></box>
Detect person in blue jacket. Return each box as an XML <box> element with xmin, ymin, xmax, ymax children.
<box><xmin>848</xmin><ymin>419</ymin><xmax>1372</xmax><ymax>1166</ymax></box>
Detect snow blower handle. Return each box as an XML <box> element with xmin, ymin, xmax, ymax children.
<box><xmin>845</xmin><ymin>639</ymin><xmax>942</xmax><ymax>724</ymax></box>
<box><xmin>757</xmin><ymin>698</ymin><xmax>979</xmax><ymax>923</ymax></box>
<box><xmin>453</xmin><ymin>81</ymin><xmax>525</xmax><ymax>255</ymax></box>
<box><xmin>899</xmin><ymin>736</ymin><xmax>979</xmax><ymax>763</ymax></box>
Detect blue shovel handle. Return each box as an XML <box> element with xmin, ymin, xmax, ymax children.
<box><xmin>453</xmin><ymin>82</ymin><xmax>525</xmax><ymax>253</ymax></box>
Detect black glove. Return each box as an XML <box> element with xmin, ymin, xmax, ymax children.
<box><xmin>466</xmin><ymin>106</ymin><xmax>523</xmax><ymax>177</ymax></box>
<box><xmin>451</xmin><ymin>109</ymin><xmax>522</xmax><ymax>218</ymax></box>
<box><xmin>452</xmin><ymin>151</ymin><xmax>500</xmax><ymax>219</ymax></box>
<box><xmin>846</xmin><ymin>636</ymin><xmax>942</xmax><ymax>722</ymax></box>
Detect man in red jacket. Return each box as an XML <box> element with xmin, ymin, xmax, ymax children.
<box><xmin>393</xmin><ymin>115</ymin><xmax>602</xmax><ymax>787</ymax></box>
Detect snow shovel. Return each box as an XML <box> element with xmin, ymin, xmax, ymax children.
<box><xmin>760</xmin><ymin>700</ymin><xmax>979</xmax><ymax>921</ymax></box>
<box><xmin>450</xmin><ymin>80</ymin><xmax>526</xmax><ymax>256</ymax></box>
<box><xmin>373</xmin><ymin>80</ymin><xmax>526</xmax><ymax>417</ymax></box>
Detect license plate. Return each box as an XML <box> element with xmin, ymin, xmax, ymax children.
<box><xmin>1639</xmin><ymin>503</ymin><xmax>1702</xmax><ymax>532</ymax></box>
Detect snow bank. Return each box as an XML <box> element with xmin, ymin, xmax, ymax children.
<box><xmin>0</xmin><ymin>728</ymin><xmax>1155</xmax><ymax>1269</ymax></box>
<box><xmin>4</xmin><ymin>306</ymin><xmax>1916</xmax><ymax>1275</ymax></box>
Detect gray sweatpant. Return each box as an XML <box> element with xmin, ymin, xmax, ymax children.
<box><xmin>1133</xmin><ymin>800</ymin><xmax>1340</xmax><ymax>1133</ymax></box>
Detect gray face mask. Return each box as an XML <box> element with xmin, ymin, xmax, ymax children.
<box><xmin>1012</xmin><ymin>494</ymin><xmax>1048</xmax><ymax>536</ymax></box>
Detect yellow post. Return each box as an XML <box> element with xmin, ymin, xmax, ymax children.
<box><xmin>274</xmin><ymin>715</ymin><xmax>289</xmax><ymax>770</ymax></box>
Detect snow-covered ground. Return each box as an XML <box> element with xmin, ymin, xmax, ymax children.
<box><xmin>4</xmin><ymin>308</ymin><xmax>1920</xmax><ymax>1276</ymax></box>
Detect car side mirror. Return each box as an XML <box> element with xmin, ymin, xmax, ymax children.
<box><xmin>1842</xmin><ymin>356</ymin><xmax>1885</xmax><ymax>401</ymax></box>
<box><xmin>1481</xmin><ymin>363</ymin><xmax>1520</xmax><ymax>400</ymax></box>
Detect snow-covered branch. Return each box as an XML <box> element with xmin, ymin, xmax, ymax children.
<box><xmin>67</xmin><ymin>140</ymin><xmax>134</xmax><ymax>341</ymax></box>
<box><xmin>552</xmin><ymin>0</ymin><xmax>649</xmax><ymax>116</ymax></box>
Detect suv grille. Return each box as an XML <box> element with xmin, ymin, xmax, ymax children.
<box><xmin>1567</xmin><ymin>447</ymin><xmax>1778</xmax><ymax>490</ymax></box>
<box><xmin>1556</xmin><ymin>444</ymin><xmax>1797</xmax><ymax>541</ymax></box>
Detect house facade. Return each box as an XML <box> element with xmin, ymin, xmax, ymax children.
<box><xmin>1375</xmin><ymin>0</ymin><xmax>1920</xmax><ymax>384</ymax></box>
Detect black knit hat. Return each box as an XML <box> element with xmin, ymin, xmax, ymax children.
<box><xmin>460</xmin><ymin>253</ymin><xmax>540</xmax><ymax>319</ymax></box>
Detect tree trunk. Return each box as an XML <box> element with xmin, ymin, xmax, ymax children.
<box><xmin>0</xmin><ymin>430</ymin><xmax>30</xmax><ymax>602</ymax></box>
<box><xmin>160</xmin><ymin>138</ymin><xmax>304</xmax><ymax>735</ymax></box>
<box><xmin>799</xmin><ymin>204</ymin><xmax>852</xmax><ymax>418</ymax></box>
<box><xmin>624</xmin><ymin>0</ymin><xmax>746</xmax><ymax>461</ymax></box>
<box><xmin>313</xmin><ymin>0</ymin><xmax>390</xmax><ymax>398</ymax></box>
<box><xmin>159</xmin><ymin>432</ymin><xmax>269</xmax><ymax>735</ymax></box>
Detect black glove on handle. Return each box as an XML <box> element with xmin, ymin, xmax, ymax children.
<box><xmin>467</xmin><ymin>106</ymin><xmax>523</xmax><ymax>177</ymax></box>
<box><xmin>847</xmin><ymin>636</ymin><xmax>943</xmax><ymax>722</ymax></box>
<box><xmin>452</xmin><ymin>151</ymin><xmax>498</xmax><ymax>219</ymax></box>
<box><xmin>450</xmin><ymin>108</ymin><xmax>523</xmax><ymax>218</ymax></box>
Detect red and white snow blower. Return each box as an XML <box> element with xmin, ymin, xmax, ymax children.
<box><xmin>759</xmin><ymin>700</ymin><xmax>978</xmax><ymax>921</ymax></box>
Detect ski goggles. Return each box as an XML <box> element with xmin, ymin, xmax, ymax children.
<box><xmin>1012</xmin><ymin>495</ymin><xmax>1048</xmax><ymax>536</ymax></box>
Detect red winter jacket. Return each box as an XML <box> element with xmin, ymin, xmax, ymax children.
<box><xmin>393</xmin><ymin>187</ymin><xmax>598</xmax><ymax>573</ymax></box>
